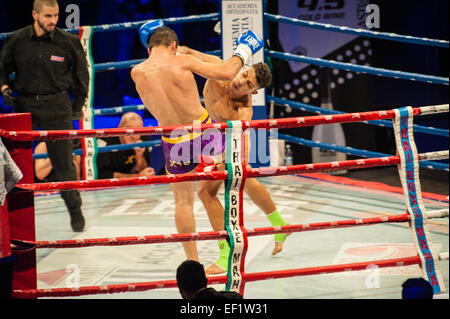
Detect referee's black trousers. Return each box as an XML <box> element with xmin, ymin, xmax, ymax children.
<box><xmin>15</xmin><ymin>92</ymin><xmax>82</xmax><ymax>212</ymax></box>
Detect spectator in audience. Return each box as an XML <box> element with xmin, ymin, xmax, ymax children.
<box><xmin>401</xmin><ymin>277</ymin><xmax>434</xmax><ymax>299</ymax></box>
<box><xmin>34</xmin><ymin>140</ymin><xmax>81</xmax><ymax>182</ymax></box>
<box><xmin>96</xmin><ymin>112</ymin><xmax>155</xmax><ymax>179</ymax></box>
<box><xmin>176</xmin><ymin>259</ymin><xmax>243</xmax><ymax>299</ymax></box>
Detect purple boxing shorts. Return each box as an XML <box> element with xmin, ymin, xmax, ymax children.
<box><xmin>161</xmin><ymin>109</ymin><xmax>225</xmax><ymax>174</ymax></box>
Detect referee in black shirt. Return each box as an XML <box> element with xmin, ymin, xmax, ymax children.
<box><xmin>0</xmin><ymin>0</ymin><xmax>89</xmax><ymax>232</ymax></box>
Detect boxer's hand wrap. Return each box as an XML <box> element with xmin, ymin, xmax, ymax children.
<box><xmin>232</xmin><ymin>30</ymin><xmax>264</xmax><ymax>65</ymax></box>
<box><xmin>196</xmin><ymin>155</ymin><xmax>217</xmax><ymax>173</ymax></box>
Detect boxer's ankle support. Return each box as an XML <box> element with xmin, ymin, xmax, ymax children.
<box><xmin>267</xmin><ymin>210</ymin><xmax>288</xmax><ymax>242</ymax></box>
<box><xmin>214</xmin><ymin>240</ymin><xmax>230</xmax><ymax>271</ymax></box>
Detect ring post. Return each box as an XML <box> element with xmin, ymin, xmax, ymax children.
<box><xmin>0</xmin><ymin>174</ymin><xmax>14</xmax><ymax>298</ymax></box>
<box><xmin>224</xmin><ymin>121</ymin><xmax>248</xmax><ymax>296</ymax></box>
<box><xmin>393</xmin><ymin>106</ymin><xmax>446</xmax><ymax>295</ymax></box>
<box><xmin>0</xmin><ymin>113</ymin><xmax>37</xmax><ymax>296</ymax></box>
<box><xmin>78</xmin><ymin>26</ymin><xmax>98</xmax><ymax>180</ymax></box>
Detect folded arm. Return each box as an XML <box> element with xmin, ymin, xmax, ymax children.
<box><xmin>34</xmin><ymin>155</ymin><xmax>53</xmax><ymax>181</ymax></box>
<box><xmin>177</xmin><ymin>45</ymin><xmax>224</xmax><ymax>64</ymax></box>
<box><xmin>179</xmin><ymin>53</ymin><xmax>242</xmax><ymax>82</ymax></box>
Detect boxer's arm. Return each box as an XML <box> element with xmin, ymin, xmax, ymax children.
<box><xmin>113</xmin><ymin>172</ymin><xmax>138</xmax><ymax>178</ymax></box>
<box><xmin>34</xmin><ymin>143</ymin><xmax>53</xmax><ymax>181</ymax></box>
<box><xmin>181</xmin><ymin>54</ymin><xmax>242</xmax><ymax>81</ymax></box>
<box><xmin>134</xmin><ymin>145</ymin><xmax>149</xmax><ymax>172</ymax></box>
<box><xmin>73</xmin><ymin>155</ymin><xmax>81</xmax><ymax>180</ymax></box>
<box><xmin>177</xmin><ymin>45</ymin><xmax>223</xmax><ymax>64</ymax></box>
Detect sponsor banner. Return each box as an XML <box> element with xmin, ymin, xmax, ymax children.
<box><xmin>78</xmin><ymin>26</ymin><xmax>98</xmax><ymax>180</ymax></box>
<box><xmin>276</xmin><ymin>1</ymin><xmax>376</xmax><ymax>165</ymax></box>
<box><xmin>221</xmin><ymin>0</ymin><xmax>265</xmax><ymax>107</ymax></box>
<box><xmin>279</xmin><ymin>0</ymin><xmax>371</xmax><ymax>73</ymax></box>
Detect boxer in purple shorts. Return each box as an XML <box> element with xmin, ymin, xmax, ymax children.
<box><xmin>177</xmin><ymin>45</ymin><xmax>291</xmax><ymax>275</ymax></box>
<box><xmin>162</xmin><ymin>109</ymin><xmax>225</xmax><ymax>175</ymax></box>
<box><xmin>131</xmin><ymin>20</ymin><xmax>263</xmax><ymax>262</ymax></box>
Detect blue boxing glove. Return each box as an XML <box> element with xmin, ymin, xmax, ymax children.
<box><xmin>139</xmin><ymin>19</ymin><xmax>164</xmax><ymax>48</ymax></box>
<box><xmin>233</xmin><ymin>30</ymin><xmax>264</xmax><ymax>65</ymax></box>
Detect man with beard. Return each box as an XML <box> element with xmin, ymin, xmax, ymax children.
<box><xmin>0</xmin><ymin>0</ymin><xmax>89</xmax><ymax>232</ymax></box>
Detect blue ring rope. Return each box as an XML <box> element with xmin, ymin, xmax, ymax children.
<box><xmin>264</xmin><ymin>13</ymin><xmax>449</xmax><ymax>48</ymax></box>
<box><xmin>274</xmin><ymin>133</ymin><xmax>449</xmax><ymax>171</ymax></box>
<box><xmin>3</xmin><ymin>11</ymin><xmax>447</xmax><ymax>48</ymax></box>
<box><xmin>267</xmin><ymin>96</ymin><xmax>449</xmax><ymax>137</ymax></box>
<box><xmin>95</xmin><ymin>97</ymin><xmax>448</xmax><ymax>138</ymax></box>
<box><xmin>6</xmin><ymin>50</ymin><xmax>221</xmax><ymax>80</ymax></box>
<box><xmin>0</xmin><ymin>10</ymin><xmax>445</xmax><ymax>167</ymax></box>
<box><xmin>33</xmin><ymin>140</ymin><xmax>161</xmax><ymax>160</ymax></box>
<box><xmin>0</xmin><ymin>13</ymin><xmax>220</xmax><ymax>40</ymax></box>
<box><xmin>266</xmin><ymin>50</ymin><xmax>449</xmax><ymax>85</ymax></box>
<box><xmin>94</xmin><ymin>104</ymin><xmax>147</xmax><ymax>116</ymax></box>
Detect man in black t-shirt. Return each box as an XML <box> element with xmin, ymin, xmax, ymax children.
<box><xmin>0</xmin><ymin>0</ymin><xmax>89</xmax><ymax>232</ymax></box>
<box><xmin>96</xmin><ymin>112</ymin><xmax>155</xmax><ymax>179</ymax></box>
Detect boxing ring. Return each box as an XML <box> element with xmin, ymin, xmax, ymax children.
<box><xmin>0</xmin><ymin>6</ymin><xmax>448</xmax><ymax>300</ymax></box>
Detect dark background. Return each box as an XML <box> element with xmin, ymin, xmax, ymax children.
<box><xmin>0</xmin><ymin>0</ymin><xmax>448</xmax><ymax>169</ymax></box>
<box><xmin>265</xmin><ymin>0</ymin><xmax>448</xmax><ymax>164</ymax></box>
<box><xmin>0</xmin><ymin>0</ymin><xmax>221</xmax><ymax>110</ymax></box>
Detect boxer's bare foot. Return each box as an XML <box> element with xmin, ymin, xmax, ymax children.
<box><xmin>205</xmin><ymin>263</ymin><xmax>226</xmax><ymax>275</ymax></box>
<box><xmin>271</xmin><ymin>226</ymin><xmax>292</xmax><ymax>255</ymax></box>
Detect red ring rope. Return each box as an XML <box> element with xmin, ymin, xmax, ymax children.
<box><xmin>15</xmin><ymin>151</ymin><xmax>446</xmax><ymax>191</ymax></box>
<box><xmin>12</xmin><ymin>255</ymin><xmax>422</xmax><ymax>298</ymax></box>
<box><xmin>0</xmin><ymin>107</ymin><xmax>428</xmax><ymax>141</ymax></box>
<box><xmin>17</xmin><ymin>213</ymin><xmax>411</xmax><ymax>249</ymax></box>
<box><xmin>5</xmin><ymin>105</ymin><xmax>447</xmax><ymax>299</ymax></box>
